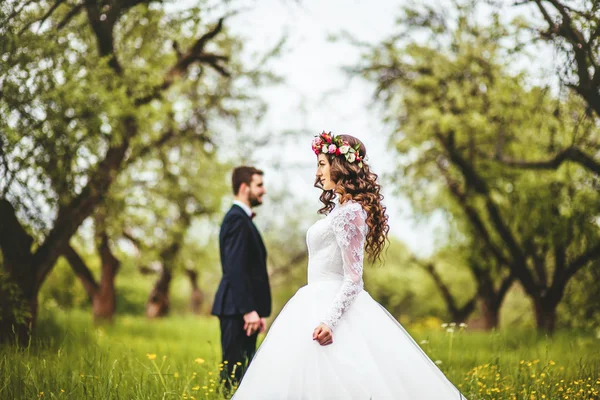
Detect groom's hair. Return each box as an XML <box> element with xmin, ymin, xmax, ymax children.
<box><xmin>232</xmin><ymin>166</ymin><xmax>264</xmax><ymax>195</ymax></box>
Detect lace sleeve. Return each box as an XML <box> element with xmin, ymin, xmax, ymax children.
<box><xmin>321</xmin><ymin>201</ymin><xmax>368</xmax><ymax>331</ymax></box>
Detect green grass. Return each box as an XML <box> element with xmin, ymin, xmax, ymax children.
<box><xmin>1</xmin><ymin>310</ymin><xmax>599</xmax><ymax>399</ymax></box>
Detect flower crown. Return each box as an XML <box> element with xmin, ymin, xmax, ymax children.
<box><xmin>311</xmin><ymin>131</ymin><xmax>366</xmax><ymax>168</ymax></box>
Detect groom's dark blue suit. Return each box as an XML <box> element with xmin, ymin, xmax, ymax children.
<box><xmin>212</xmin><ymin>204</ymin><xmax>271</xmax><ymax>385</ymax></box>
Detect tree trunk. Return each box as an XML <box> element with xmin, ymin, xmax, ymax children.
<box><xmin>63</xmin><ymin>245</ymin><xmax>98</xmax><ymax>302</ymax></box>
<box><xmin>186</xmin><ymin>269</ymin><xmax>203</xmax><ymax>314</ymax></box>
<box><xmin>93</xmin><ymin>216</ymin><xmax>120</xmax><ymax>322</ymax></box>
<box><xmin>92</xmin><ymin>267</ymin><xmax>118</xmax><ymax>322</ymax></box>
<box><xmin>64</xmin><ymin>242</ymin><xmax>118</xmax><ymax>321</ymax></box>
<box><xmin>533</xmin><ymin>296</ymin><xmax>558</xmax><ymax>333</ymax></box>
<box><xmin>450</xmin><ymin>299</ymin><xmax>476</xmax><ymax>324</ymax></box>
<box><xmin>146</xmin><ymin>267</ymin><xmax>172</xmax><ymax>318</ymax></box>
<box><xmin>0</xmin><ymin>200</ymin><xmax>38</xmax><ymax>343</ymax></box>
<box><xmin>479</xmin><ymin>296</ymin><xmax>500</xmax><ymax>330</ymax></box>
<box><xmin>0</xmin><ymin>279</ymin><xmax>38</xmax><ymax>344</ymax></box>
<box><xmin>418</xmin><ymin>260</ymin><xmax>477</xmax><ymax>323</ymax></box>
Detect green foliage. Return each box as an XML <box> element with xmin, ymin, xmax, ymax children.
<box><xmin>105</xmin><ymin>145</ymin><xmax>231</xmax><ymax>271</ymax></box>
<box><xmin>38</xmin><ymin>257</ymin><xmax>90</xmax><ymax>310</ymax></box>
<box><xmin>0</xmin><ymin>1</ymin><xmax>279</xmax><ymax>328</ymax></box>
<box><xmin>364</xmin><ymin>239</ymin><xmax>468</xmax><ymax>322</ymax></box>
<box><xmin>0</xmin><ymin>0</ymin><xmax>273</xmax><ymax>238</ymax></box>
<box><xmin>38</xmin><ymin>245</ymin><xmax>221</xmax><ymax>316</ymax></box>
<box><xmin>559</xmin><ymin>263</ymin><xmax>600</xmax><ymax>331</ymax></box>
<box><xmin>352</xmin><ymin>0</ymin><xmax>600</xmax><ymax>328</ymax></box>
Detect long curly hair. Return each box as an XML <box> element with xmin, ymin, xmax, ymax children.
<box><xmin>314</xmin><ymin>134</ymin><xmax>389</xmax><ymax>264</ymax></box>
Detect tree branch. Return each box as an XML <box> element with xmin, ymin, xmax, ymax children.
<box><xmin>524</xmin><ymin>237</ymin><xmax>547</xmax><ymax>287</ymax></box>
<box><xmin>33</xmin><ymin>118</ymin><xmax>135</xmax><ymax>289</ymax></box>
<box><xmin>412</xmin><ymin>257</ymin><xmax>477</xmax><ymax>320</ymax></box>
<box><xmin>437</xmin><ymin>132</ymin><xmax>538</xmax><ymax>293</ymax></box>
<box><xmin>564</xmin><ymin>242</ymin><xmax>600</xmax><ymax>281</ymax></box>
<box><xmin>126</xmin><ymin>130</ymin><xmax>176</xmax><ymax>166</ymax></box>
<box><xmin>437</xmin><ymin>161</ymin><xmax>510</xmax><ymax>266</ymax></box>
<box><xmin>122</xmin><ymin>229</ymin><xmax>144</xmax><ymax>251</ymax></box>
<box><xmin>498</xmin><ymin>146</ymin><xmax>600</xmax><ymax>175</ymax></box>
<box><xmin>185</xmin><ymin>268</ymin><xmax>199</xmax><ymax>289</ymax></box>
<box><xmin>551</xmin><ymin>245</ymin><xmax>566</xmax><ymax>290</ymax></box>
<box><xmin>528</xmin><ymin>0</ymin><xmax>600</xmax><ymax>116</ymax></box>
<box><xmin>17</xmin><ymin>0</ymin><xmax>67</xmax><ymax>36</ymax></box>
<box><xmin>63</xmin><ymin>244</ymin><xmax>98</xmax><ymax>300</ymax></box>
<box><xmin>84</xmin><ymin>0</ymin><xmax>122</xmax><ymax>73</ymax></box>
<box><xmin>57</xmin><ymin>3</ymin><xmax>85</xmax><ymax>30</ymax></box>
<box><xmin>419</xmin><ymin>260</ymin><xmax>459</xmax><ymax>314</ymax></box>
<box><xmin>497</xmin><ymin>273</ymin><xmax>515</xmax><ymax>304</ymax></box>
<box><xmin>6</xmin><ymin>0</ymin><xmax>38</xmax><ymax>24</ymax></box>
<box><xmin>135</xmin><ymin>18</ymin><xmax>230</xmax><ymax>106</ymax></box>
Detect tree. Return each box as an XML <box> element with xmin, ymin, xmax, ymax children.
<box><xmin>499</xmin><ymin>0</ymin><xmax>600</xmax><ymax>175</ymax></box>
<box><xmin>185</xmin><ymin>268</ymin><xmax>204</xmax><ymax>315</ymax></box>
<box><xmin>351</xmin><ymin>1</ymin><xmax>600</xmax><ymax>332</ymax></box>
<box><xmin>63</xmin><ymin>140</ymin><xmax>229</xmax><ymax>321</ymax></box>
<box><xmin>412</xmin><ymin>257</ymin><xmax>477</xmax><ymax>325</ymax></box>
<box><xmin>137</xmin><ymin>147</ymin><xmax>229</xmax><ymax>318</ymax></box>
<box><xmin>0</xmin><ymin>0</ymin><xmax>264</xmax><ymax>340</ymax></box>
<box><xmin>413</xmin><ymin>245</ymin><xmax>514</xmax><ymax>329</ymax></box>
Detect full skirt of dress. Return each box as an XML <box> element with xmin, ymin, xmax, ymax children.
<box><xmin>232</xmin><ymin>281</ymin><xmax>466</xmax><ymax>400</ymax></box>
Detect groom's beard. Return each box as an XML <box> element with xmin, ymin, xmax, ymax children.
<box><xmin>249</xmin><ymin>192</ymin><xmax>262</xmax><ymax>207</ymax></box>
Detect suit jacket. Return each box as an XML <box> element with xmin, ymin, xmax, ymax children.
<box><xmin>211</xmin><ymin>204</ymin><xmax>272</xmax><ymax>317</ymax></box>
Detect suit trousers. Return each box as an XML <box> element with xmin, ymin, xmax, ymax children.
<box><xmin>219</xmin><ymin>316</ymin><xmax>258</xmax><ymax>388</ymax></box>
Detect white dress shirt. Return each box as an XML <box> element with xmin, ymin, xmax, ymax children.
<box><xmin>233</xmin><ymin>200</ymin><xmax>253</xmax><ymax>218</ymax></box>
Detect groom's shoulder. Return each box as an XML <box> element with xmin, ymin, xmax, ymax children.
<box><xmin>222</xmin><ymin>205</ymin><xmax>247</xmax><ymax>225</ymax></box>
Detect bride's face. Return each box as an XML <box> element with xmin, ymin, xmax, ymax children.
<box><xmin>316</xmin><ymin>154</ymin><xmax>336</xmax><ymax>191</ymax></box>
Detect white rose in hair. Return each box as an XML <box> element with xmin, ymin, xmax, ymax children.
<box><xmin>321</xmin><ymin>146</ymin><xmax>328</xmax><ymax>153</ymax></box>
<box><xmin>339</xmin><ymin>145</ymin><xmax>350</xmax><ymax>154</ymax></box>
<box><xmin>346</xmin><ymin>152</ymin><xmax>356</xmax><ymax>163</ymax></box>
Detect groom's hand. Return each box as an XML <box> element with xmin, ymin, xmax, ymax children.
<box><xmin>259</xmin><ymin>317</ymin><xmax>267</xmax><ymax>333</ymax></box>
<box><xmin>243</xmin><ymin>311</ymin><xmax>260</xmax><ymax>336</ymax></box>
<box><xmin>313</xmin><ymin>323</ymin><xmax>333</xmax><ymax>346</ymax></box>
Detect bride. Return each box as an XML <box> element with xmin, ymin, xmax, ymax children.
<box><xmin>231</xmin><ymin>132</ymin><xmax>466</xmax><ymax>399</ymax></box>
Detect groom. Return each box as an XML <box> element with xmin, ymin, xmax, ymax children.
<box><xmin>212</xmin><ymin>166</ymin><xmax>271</xmax><ymax>388</ymax></box>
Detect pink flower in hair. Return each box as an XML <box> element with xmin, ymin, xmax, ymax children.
<box><xmin>328</xmin><ymin>144</ymin><xmax>336</xmax><ymax>153</ymax></box>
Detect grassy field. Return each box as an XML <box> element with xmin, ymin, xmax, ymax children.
<box><xmin>1</xmin><ymin>310</ymin><xmax>599</xmax><ymax>400</ymax></box>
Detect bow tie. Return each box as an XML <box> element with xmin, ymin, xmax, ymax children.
<box><xmin>250</xmin><ymin>212</ymin><xmax>256</xmax><ymax>220</ymax></box>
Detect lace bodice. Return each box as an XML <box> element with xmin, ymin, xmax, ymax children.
<box><xmin>306</xmin><ymin>200</ymin><xmax>368</xmax><ymax>331</ymax></box>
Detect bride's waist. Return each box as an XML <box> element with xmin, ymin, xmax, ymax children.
<box><xmin>299</xmin><ymin>280</ymin><xmax>366</xmax><ymax>298</ymax></box>
<box><xmin>307</xmin><ymin>269</ymin><xmax>344</xmax><ymax>286</ymax></box>
<box><xmin>307</xmin><ymin>278</ymin><xmax>344</xmax><ymax>286</ymax></box>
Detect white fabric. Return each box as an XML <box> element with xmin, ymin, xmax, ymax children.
<box><xmin>232</xmin><ymin>200</ymin><xmax>467</xmax><ymax>400</ymax></box>
<box><xmin>233</xmin><ymin>200</ymin><xmax>253</xmax><ymax>218</ymax></box>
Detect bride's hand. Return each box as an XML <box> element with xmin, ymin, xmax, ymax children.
<box><xmin>313</xmin><ymin>323</ymin><xmax>333</xmax><ymax>346</ymax></box>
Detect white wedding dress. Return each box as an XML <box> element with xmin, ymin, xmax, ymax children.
<box><xmin>232</xmin><ymin>200</ymin><xmax>466</xmax><ymax>399</ymax></box>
